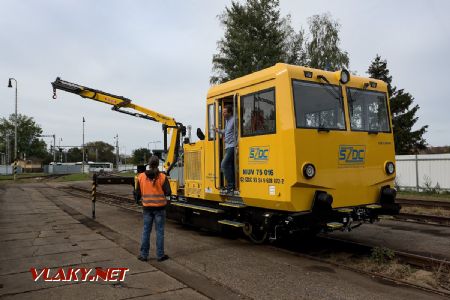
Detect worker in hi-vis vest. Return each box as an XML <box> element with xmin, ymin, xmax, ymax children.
<box><xmin>136</xmin><ymin>155</ymin><xmax>171</xmax><ymax>262</ymax></box>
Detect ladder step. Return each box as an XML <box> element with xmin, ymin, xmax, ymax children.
<box><xmin>218</xmin><ymin>220</ymin><xmax>245</xmax><ymax>227</ymax></box>
<box><xmin>366</xmin><ymin>204</ymin><xmax>382</xmax><ymax>209</ymax></box>
<box><xmin>171</xmin><ymin>202</ymin><xmax>224</xmax><ymax>214</ymax></box>
<box><xmin>326</xmin><ymin>222</ymin><xmax>344</xmax><ymax>230</ymax></box>
<box><xmin>219</xmin><ymin>202</ymin><xmax>247</xmax><ymax>208</ymax></box>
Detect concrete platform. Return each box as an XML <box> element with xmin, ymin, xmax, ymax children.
<box><xmin>1</xmin><ymin>182</ymin><xmax>447</xmax><ymax>299</ymax></box>
<box><xmin>0</xmin><ymin>184</ymin><xmax>210</xmax><ymax>300</ymax></box>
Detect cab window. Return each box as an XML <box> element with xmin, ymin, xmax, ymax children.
<box><xmin>207</xmin><ymin>103</ymin><xmax>215</xmax><ymax>140</ymax></box>
<box><xmin>241</xmin><ymin>88</ymin><xmax>276</xmax><ymax>137</ymax></box>
<box><xmin>347</xmin><ymin>88</ymin><xmax>390</xmax><ymax>132</ymax></box>
<box><xmin>292</xmin><ymin>80</ymin><xmax>345</xmax><ymax>130</ymax></box>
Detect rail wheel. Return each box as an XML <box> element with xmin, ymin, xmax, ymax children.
<box><xmin>243</xmin><ymin>222</ymin><xmax>268</xmax><ymax>244</ymax></box>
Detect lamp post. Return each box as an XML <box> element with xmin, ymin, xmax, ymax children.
<box><xmin>7</xmin><ymin>78</ymin><xmax>18</xmax><ymax>162</ymax></box>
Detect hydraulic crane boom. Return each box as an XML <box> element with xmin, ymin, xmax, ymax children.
<box><xmin>51</xmin><ymin>77</ymin><xmax>185</xmax><ymax>174</ymax></box>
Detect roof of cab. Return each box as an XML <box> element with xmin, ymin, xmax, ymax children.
<box><xmin>206</xmin><ymin>63</ymin><xmax>388</xmax><ymax>99</ymax></box>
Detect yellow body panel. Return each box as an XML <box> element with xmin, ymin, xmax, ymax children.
<box><xmin>184</xmin><ymin>142</ymin><xmax>205</xmax><ymax>199</ymax></box>
<box><xmin>185</xmin><ymin>63</ymin><xmax>395</xmax><ymax>213</ymax></box>
<box><xmin>169</xmin><ymin>179</ymin><xmax>179</xmax><ymax>196</ymax></box>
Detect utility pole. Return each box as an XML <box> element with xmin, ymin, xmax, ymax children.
<box><xmin>8</xmin><ymin>78</ymin><xmax>18</xmax><ymax>180</ymax></box>
<box><xmin>114</xmin><ymin>134</ymin><xmax>119</xmax><ymax>171</ymax></box>
<box><xmin>7</xmin><ymin>78</ymin><xmax>18</xmax><ymax>161</ymax></box>
<box><xmin>82</xmin><ymin>117</ymin><xmax>85</xmax><ymax>173</ymax></box>
<box><xmin>52</xmin><ymin>135</ymin><xmax>56</xmax><ymax>162</ymax></box>
<box><xmin>38</xmin><ymin>134</ymin><xmax>56</xmax><ymax>162</ymax></box>
<box><xmin>59</xmin><ymin>138</ymin><xmax>63</xmax><ymax>163</ymax></box>
<box><xmin>121</xmin><ymin>145</ymin><xmax>127</xmax><ymax>165</ymax></box>
<box><xmin>5</xmin><ymin>133</ymin><xmax>10</xmax><ymax>164</ymax></box>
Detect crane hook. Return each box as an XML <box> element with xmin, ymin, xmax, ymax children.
<box><xmin>52</xmin><ymin>88</ymin><xmax>57</xmax><ymax>99</ymax></box>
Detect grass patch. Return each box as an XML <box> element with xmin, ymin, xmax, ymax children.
<box><xmin>398</xmin><ymin>191</ymin><xmax>450</xmax><ymax>201</ymax></box>
<box><xmin>117</xmin><ymin>171</ymin><xmax>136</xmax><ymax>177</ymax></box>
<box><xmin>326</xmin><ymin>247</ymin><xmax>449</xmax><ymax>292</ymax></box>
<box><xmin>0</xmin><ymin>173</ymin><xmax>46</xmax><ymax>181</ymax></box>
<box><xmin>56</xmin><ymin>173</ymin><xmax>92</xmax><ymax>182</ymax></box>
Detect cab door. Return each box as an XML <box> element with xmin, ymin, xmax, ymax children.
<box><xmin>203</xmin><ymin>95</ymin><xmax>240</xmax><ymax>196</ymax></box>
<box><xmin>216</xmin><ymin>94</ymin><xmax>240</xmax><ymax>192</ymax></box>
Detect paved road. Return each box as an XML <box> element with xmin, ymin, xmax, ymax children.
<box><xmin>20</xmin><ymin>182</ymin><xmax>445</xmax><ymax>299</ymax></box>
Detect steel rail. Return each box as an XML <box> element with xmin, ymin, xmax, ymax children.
<box><xmin>317</xmin><ymin>236</ymin><xmax>450</xmax><ymax>271</ymax></box>
<box><xmin>393</xmin><ymin>213</ymin><xmax>450</xmax><ymax>226</ymax></box>
<box><xmin>396</xmin><ymin>198</ymin><xmax>450</xmax><ymax>209</ymax></box>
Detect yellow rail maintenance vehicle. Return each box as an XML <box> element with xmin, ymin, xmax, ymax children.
<box><xmin>52</xmin><ymin>63</ymin><xmax>400</xmax><ymax>243</ymax></box>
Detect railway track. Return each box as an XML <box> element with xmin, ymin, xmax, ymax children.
<box><xmin>58</xmin><ymin>184</ymin><xmax>450</xmax><ymax>297</ymax></box>
<box><xmin>0</xmin><ymin>173</ymin><xmax>69</xmax><ymax>181</ymax></box>
<box><xmin>62</xmin><ymin>187</ymin><xmax>450</xmax><ymax>266</ymax></box>
<box><xmin>394</xmin><ymin>197</ymin><xmax>450</xmax><ymax>226</ymax></box>
<box><xmin>393</xmin><ymin>213</ymin><xmax>450</xmax><ymax>226</ymax></box>
<box><xmin>397</xmin><ymin>198</ymin><xmax>450</xmax><ymax>210</ymax></box>
<box><xmin>67</xmin><ymin>185</ymin><xmax>450</xmax><ymax>226</ymax></box>
<box><xmin>273</xmin><ymin>236</ymin><xmax>450</xmax><ymax>297</ymax></box>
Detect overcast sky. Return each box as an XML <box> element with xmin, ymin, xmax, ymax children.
<box><xmin>1</xmin><ymin>0</ymin><xmax>449</xmax><ymax>157</ymax></box>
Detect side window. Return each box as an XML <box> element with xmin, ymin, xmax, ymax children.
<box><xmin>208</xmin><ymin>104</ymin><xmax>215</xmax><ymax>140</ymax></box>
<box><xmin>241</xmin><ymin>88</ymin><xmax>276</xmax><ymax>137</ymax></box>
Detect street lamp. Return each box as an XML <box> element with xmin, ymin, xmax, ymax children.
<box><xmin>7</xmin><ymin>78</ymin><xmax>18</xmax><ymax>161</ymax></box>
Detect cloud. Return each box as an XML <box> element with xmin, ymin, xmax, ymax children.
<box><xmin>1</xmin><ymin>0</ymin><xmax>449</xmax><ymax>154</ymax></box>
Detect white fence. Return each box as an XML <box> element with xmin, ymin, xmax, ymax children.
<box><xmin>118</xmin><ymin>164</ymin><xmax>135</xmax><ymax>172</ymax></box>
<box><xmin>395</xmin><ymin>154</ymin><xmax>450</xmax><ymax>191</ymax></box>
<box><xmin>0</xmin><ymin>165</ymin><xmax>22</xmax><ymax>175</ymax></box>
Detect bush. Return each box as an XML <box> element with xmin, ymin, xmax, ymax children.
<box><xmin>370</xmin><ymin>247</ymin><xmax>395</xmax><ymax>264</ymax></box>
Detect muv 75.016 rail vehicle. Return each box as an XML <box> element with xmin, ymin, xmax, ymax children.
<box><xmin>52</xmin><ymin>63</ymin><xmax>400</xmax><ymax>243</ymax></box>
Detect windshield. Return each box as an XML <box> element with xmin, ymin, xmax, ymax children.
<box><xmin>292</xmin><ymin>80</ymin><xmax>345</xmax><ymax>130</ymax></box>
<box><xmin>347</xmin><ymin>88</ymin><xmax>390</xmax><ymax>132</ymax></box>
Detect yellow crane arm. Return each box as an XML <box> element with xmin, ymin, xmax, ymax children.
<box><xmin>51</xmin><ymin>77</ymin><xmax>185</xmax><ymax>173</ymax></box>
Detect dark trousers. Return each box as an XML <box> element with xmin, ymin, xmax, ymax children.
<box><xmin>221</xmin><ymin>147</ymin><xmax>235</xmax><ymax>189</ymax></box>
<box><xmin>140</xmin><ymin>208</ymin><xmax>165</xmax><ymax>259</ymax></box>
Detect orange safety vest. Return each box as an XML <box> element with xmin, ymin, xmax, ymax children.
<box><xmin>138</xmin><ymin>172</ymin><xmax>168</xmax><ymax>207</ymax></box>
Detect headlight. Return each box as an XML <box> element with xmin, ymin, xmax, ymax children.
<box><xmin>303</xmin><ymin>163</ymin><xmax>316</xmax><ymax>179</ymax></box>
<box><xmin>385</xmin><ymin>162</ymin><xmax>395</xmax><ymax>175</ymax></box>
<box><xmin>340</xmin><ymin>69</ymin><xmax>350</xmax><ymax>84</ymax></box>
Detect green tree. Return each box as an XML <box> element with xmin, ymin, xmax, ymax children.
<box><xmin>211</xmin><ymin>1</ymin><xmax>349</xmax><ymax>83</ymax></box>
<box><xmin>85</xmin><ymin>141</ymin><xmax>115</xmax><ymax>162</ymax></box>
<box><xmin>211</xmin><ymin>0</ymin><xmax>303</xmax><ymax>83</ymax></box>
<box><xmin>132</xmin><ymin>148</ymin><xmax>152</xmax><ymax>165</ymax></box>
<box><xmin>67</xmin><ymin>147</ymin><xmax>83</xmax><ymax>162</ymax></box>
<box><xmin>368</xmin><ymin>55</ymin><xmax>428</xmax><ymax>154</ymax></box>
<box><xmin>306</xmin><ymin>13</ymin><xmax>349</xmax><ymax>70</ymax></box>
<box><xmin>0</xmin><ymin>114</ymin><xmax>49</xmax><ymax>161</ymax></box>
